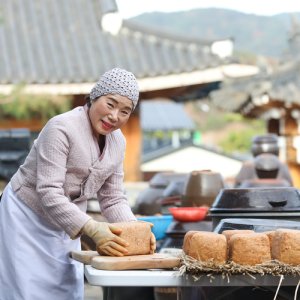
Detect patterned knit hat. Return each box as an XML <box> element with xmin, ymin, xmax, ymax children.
<box><xmin>90</xmin><ymin>68</ymin><xmax>139</xmax><ymax>109</ymax></box>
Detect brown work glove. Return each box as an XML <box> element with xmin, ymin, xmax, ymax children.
<box><xmin>137</xmin><ymin>220</ymin><xmax>156</xmax><ymax>254</ymax></box>
<box><xmin>150</xmin><ymin>232</ymin><xmax>156</xmax><ymax>254</ymax></box>
<box><xmin>82</xmin><ymin>219</ymin><xmax>129</xmax><ymax>256</ymax></box>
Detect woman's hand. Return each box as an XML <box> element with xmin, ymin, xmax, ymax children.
<box><xmin>82</xmin><ymin>219</ymin><xmax>129</xmax><ymax>256</ymax></box>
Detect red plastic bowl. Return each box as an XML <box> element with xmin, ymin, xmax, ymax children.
<box><xmin>168</xmin><ymin>207</ymin><xmax>208</xmax><ymax>222</ymax></box>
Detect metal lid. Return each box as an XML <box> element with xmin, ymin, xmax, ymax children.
<box><xmin>149</xmin><ymin>172</ymin><xmax>188</xmax><ymax>188</ymax></box>
<box><xmin>210</xmin><ymin>187</ymin><xmax>300</xmax><ymax>212</ymax></box>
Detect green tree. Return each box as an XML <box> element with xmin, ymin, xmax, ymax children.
<box><xmin>220</xmin><ymin>127</ymin><xmax>265</xmax><ymax>154</ymax></box>
<box><xmin>0</xmin><ymin>85</ymin><xmax>72</xmax><ymax>122</ymax></box>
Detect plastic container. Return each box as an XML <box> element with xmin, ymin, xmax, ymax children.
<box><xmin>169</xmin><ymin>207</ymin><xmax>208</xmax><ymax>222</ymax></box>
<box><xmin>137</xmin><ymin>215</ymin><xmax>173</xmax><ymax>240</ymax></box>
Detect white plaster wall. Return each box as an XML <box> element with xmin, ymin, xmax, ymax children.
<box><xmin>141</xmin><ymin>146</ymin><xmax>243</xmax><ymax>178</ymax></box>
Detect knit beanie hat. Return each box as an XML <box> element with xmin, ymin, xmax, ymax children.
<box><xmin>90</xmin><ymin>68</ymin><xmax>139</xmax><ymax>109</ymax></box>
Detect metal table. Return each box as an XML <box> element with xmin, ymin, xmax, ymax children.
<box><xmin>85</xmin><ymin>266</ymin><xmax>300</xmax><ymax>300</ymax></box>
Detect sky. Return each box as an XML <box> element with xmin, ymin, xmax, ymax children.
<box><xmin>116</xmin><ymin>0</ymin><xmax>300</xmax><ymax>19</ymax></box>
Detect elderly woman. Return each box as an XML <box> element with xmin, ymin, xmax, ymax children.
<box><xmin>0</xmin><ymin>68</ymin><xmax>155</xmax><ymax>300</ymax></box>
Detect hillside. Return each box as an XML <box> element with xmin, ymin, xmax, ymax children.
<box><xmin>184</xmin><ymin>99</ymin><xmax>266</xmax><ymax>155</ymax></box>
<box><xmin>130</xmin><ymin>8</ymin><xmax>300</xmax><ymax>58</ymax></box>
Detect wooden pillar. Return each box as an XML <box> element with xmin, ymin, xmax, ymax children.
<box><xmin>267</xmin><ymin>113</ymin><xmax>300</xmax><ymax>187</ymax></box>
<box><xmin>288</xmin><ymin>162</ymin><xmax>300</xmax><ymax>188</ymax></box>
<box><xmin>286</xmin><ymin>137</ymin><xmax>300</xmax><ymax>187</ymax></box>
<box><xmin>283</xmin><ymin>114</ymin><xmax>300</xmax><ymax>188</ymax></box>
<box><xmin>0</xmin><ymin>119</ymin><xmax>44</xmax><ymax>131</ymax></box>
<box><xmin>122</xmin><ymin>111</ymin><xmax>142</xmax><ymax>181</ymax></box>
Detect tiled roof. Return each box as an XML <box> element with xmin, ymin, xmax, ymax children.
<box><xmin>210</xmin><ymin>20</ymin><xmax>300</xmax><ymax>116</ymax></box>
<box><xmin>140</xmin><ymin>100</ymin><xmax>195</xmax><ymax>131</ymax></box>
<box><xmin>141</xmin><ymin>142</ymin><xmax>244</xmax><ymax>163</ymax></box>
<box><xmin>210</xmin><ymin>60</ymin><xmax>300</xmax><ymax>115</ymax></box>
<box><xmin>0</xmin><ymin>0</ymin><xmax>225</xmax><ymax>85</ymax></box>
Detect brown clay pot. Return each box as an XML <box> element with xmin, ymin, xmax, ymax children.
<box><xmin>182</xmin><ymin>170</ymin><xmax>224</xmax><ymax>207</ymax></box>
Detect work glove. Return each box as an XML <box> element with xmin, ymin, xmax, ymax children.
<box><xmin>82</xmin><ymin>219</ymin><xmax>129</xmax><ymax>256</ymax></box>
<box><xmin>137</xmin><ymin>220</ymin><xmax>156</xmax><ymax>254</ymax></box>
<box><xmin>150</xmin><ymin>232</ymin><xmax>156</xmax><ymax>254</ymax></box>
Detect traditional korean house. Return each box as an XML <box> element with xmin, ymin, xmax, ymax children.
<box><xmin>0</xmin><ymin>0</ymin><xmax>258</xmax><ymax>180</ymax></box>
<box><xmin>210</xmin><ymin>18</ymin><xmax>300</xmax><ymax>186</ymax></box>
<box><xmin>140</xmin><ymin>100</ymin><xmax>196</xmax><ymax>153</ymax></box>
<box><xmin>141</xmin><ymin>143</ymin><xmax>243</xmax><ymax>183</ymax></box>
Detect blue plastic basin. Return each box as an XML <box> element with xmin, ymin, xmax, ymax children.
<box><xmin>137</xmin><ymin>215</ymin><xmax>173</xmax><ymax>240</ymax></box>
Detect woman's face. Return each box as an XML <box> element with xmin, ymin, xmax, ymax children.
<box><xmin>88</xmin><ymin>94</ymin><xmax>133</xmax><ymax>136</ymax></box>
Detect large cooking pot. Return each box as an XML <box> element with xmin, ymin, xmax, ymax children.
<box><xmin>209</xmin><ymin>187</ymin><xmax>300</xmax><ymax>228</ymax></box>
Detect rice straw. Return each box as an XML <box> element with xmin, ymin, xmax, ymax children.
<box><xmin>273</xmin><ymin>275</ymin><xmax>283</xmax><ymax>300</ymax></box>
<box><xmin>294</xmin><ymin>279</ymin><xmax>300</xmax><ymax>300</ymax></box>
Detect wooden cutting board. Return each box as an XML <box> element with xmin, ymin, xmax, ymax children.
<box><xmin>71</xmin><ymin>251</ymin><xmax>180</xmax><ymax>270</ymax></box>
<box><xmin>71</xmin><ymin>250</ymin><xmax>98</xmax><ymax>264</ymax></box>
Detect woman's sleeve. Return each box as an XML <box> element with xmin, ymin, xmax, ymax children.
<box><xmin>97</xmin><ymin>160</ymin><xmax>136</xmax><ymax>223</ymax></box>
<box><xmin>35</xmin><ymin>120</ymin><xmax>90</xmax><ymax>238</ymax></box>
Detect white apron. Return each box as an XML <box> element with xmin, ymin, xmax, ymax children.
<box><xmin>0</xmin><ymin>183</ymin><xmax>84</xmax><ymax>300</ymax></box>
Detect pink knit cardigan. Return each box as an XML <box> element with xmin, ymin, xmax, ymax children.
<box><xmin>10</xmin><ymin>105</ymin><xmax>136</xmax><ymax>238</ymax></box>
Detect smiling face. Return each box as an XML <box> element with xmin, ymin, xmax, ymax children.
<box><xmin>88</xmin><ymin>94</ymin><xmax>133</xmax><ymax>136</ymax></box>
